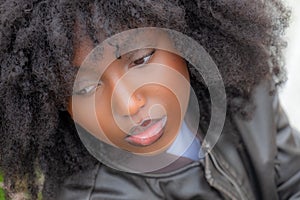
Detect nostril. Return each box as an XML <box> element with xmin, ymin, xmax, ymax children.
<box><xmin>113</xmin><ymin>89</ymin><xmax>146</xmax><ymax>117</ymax></box>
<box><xmin>136</xmin><ymin>96</ymin><xmax>145</xmax><ymax>108</ymax></box>
<box><xmin>126</xmin><ymin>94</ymin><xmax>146</xmax><ymax>116</ymax></box>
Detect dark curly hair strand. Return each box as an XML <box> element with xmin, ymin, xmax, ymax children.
<box><xmin>0</xmin><ymin>0</ymin><xmax>289</xmax><ymax>199</ymax></box>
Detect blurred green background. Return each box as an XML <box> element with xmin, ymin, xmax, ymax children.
<box><xmin>0</xmin><ymin>172</ymin><xmax>4</xmax><ymax>200</ymax></box>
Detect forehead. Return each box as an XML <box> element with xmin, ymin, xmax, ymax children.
<box><xmin>72</xmin><ymin>28</ymin><xmax>177</xmax><ymax>69</ymax></box>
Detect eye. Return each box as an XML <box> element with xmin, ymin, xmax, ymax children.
<box><xmin>129</xmin><ymin>49</ymin><xmax>155</xmax><ymax>68</ymax></box>
<box><xmin>73</xmin><ymin>81</ymin><xmax>102</xmax><ymax>96</ymax></box>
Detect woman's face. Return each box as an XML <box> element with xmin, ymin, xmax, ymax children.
<box><xmin>69</xmin><ymin>30</ymin><xmax>190</xmax><ymax>154</ymax></box>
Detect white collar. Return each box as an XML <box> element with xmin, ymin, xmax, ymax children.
<box><xmin>166</xmin><ymin>121</ymin><xmax>203</xmax><ymax>161</ymax></box>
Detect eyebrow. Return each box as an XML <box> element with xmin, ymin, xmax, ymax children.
<box><xmin>74</xmin><ymin>46</ymin><xmax>156</xmax><ymax>73</ymax></box>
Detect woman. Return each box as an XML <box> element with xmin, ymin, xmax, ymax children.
<box><xmin>0</xmin><ymin>0</ymin><xmax>299</xmax><ymax>199</ymax></box>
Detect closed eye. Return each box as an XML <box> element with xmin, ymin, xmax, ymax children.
<box><xmin>73</xmin><ymin>81</ymin><xmax>102</xmax><ymax>96</ymax></box>
<box><xmin>129</xmin><ymin>49</ymin><xmax>156</xmax><ymax>68</ymax></box>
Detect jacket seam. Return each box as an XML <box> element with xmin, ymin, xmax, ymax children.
<box><xmin>214</xmin><ymin>151</ymin><xmax>252</xmax><ymax>200</ymax></box>
<box><xmin>88</xmin><ymin>163</ymin><xmax>101</xmax><ymax>200</ymax></box>
<box><xmin>206</xmin><ymin>152</ymin><xmax>249</xmax><ymax>200</ymax></box>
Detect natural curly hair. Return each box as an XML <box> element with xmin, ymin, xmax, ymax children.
<box><xmin>0</xmin><ymin>0</ymin><xmax>289</xmax><ymax>199</ymax></box>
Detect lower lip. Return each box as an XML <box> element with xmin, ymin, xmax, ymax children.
<box><xmin>125</xmin><ymin>118</ymin><xmax>166</xmax><ymax>146</ymax></box>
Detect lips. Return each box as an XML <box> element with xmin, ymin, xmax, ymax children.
<box><xmin>125</xmin><ymin>116</ymin><xmax>167</xmax><ymax>146</ymax></box>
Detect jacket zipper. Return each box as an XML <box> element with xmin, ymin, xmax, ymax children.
<box><xmin>205</xmin><ymin>151</ymin><xmax>247</xmax><ymax>200</ymax></box>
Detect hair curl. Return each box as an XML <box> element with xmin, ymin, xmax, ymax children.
<box><xmin>0</xmin><ymin>0</ymin><xmax>289</xmax><ymax>199</ymax></box>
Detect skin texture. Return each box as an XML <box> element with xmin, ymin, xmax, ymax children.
<box><xmin>69</xmin><ymin>32</ymin><xmax>190</xmax><ymax>154</ymax></box>
<box><xmin>0</xmin><ymin>0</ymin><xmax>290</xmax><ymax>199</ymax></box>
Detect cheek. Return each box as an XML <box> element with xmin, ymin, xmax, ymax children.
<box><xmin>94</xmin><ymin>94</ymin><xmax>119</xmax><ymax>136</ymax></box>
<box><xmin>95</xmin><ymin>100</ymin><xmax>120</xmax><ymax>137</ymax></box>
<box><xmin>155</xmin><ymin>51</ymin><xmax>190</xmax><ymax>81</ymax></box>
<box><xmin>69</xmin><ymin>94</ymin><xmax>116</xmax><ymax>144</ymax></box>
<box><xmin>170</xmin><ymin>57</ymin><xmax>188</xmax><ymax>74</ymax></box>
<box><xmin>144</xmin><ymin>86</ymin><xmax>184</xmax><ymax>122</ymax></box>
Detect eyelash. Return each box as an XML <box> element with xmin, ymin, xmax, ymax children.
<box><xmin>73</xmin><ymin>82</ymin><xmax>102</xmax><ymax>96</ymax></box>
<box><xmin>129</xmin><ymin>49</ymin><xmax>156</xmax><ymax>68</ymax></box>
<box><xmin>74</xmin><ymin>49</ymin><xmax>156</xmax><ymax>96</ymax></box>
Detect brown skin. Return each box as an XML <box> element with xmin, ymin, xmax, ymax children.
<box><xmin>0</xmin><ymin>1</ymin><xmax>289</xmax><ymax>198</ymax></box>
<box><xmin>69</xmin><ymin>32</ymin><xmax>191</xmax><ymax>154</ymax></box>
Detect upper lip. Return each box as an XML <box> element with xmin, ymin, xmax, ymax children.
<box><xmin>127</xmin><ymin>116</ymin><xmax>166</xmax><ymax>136</ymax></box>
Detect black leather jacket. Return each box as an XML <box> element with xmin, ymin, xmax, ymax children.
<box><xmin>56</xmin><ymin>81</ymin><xmax>300</xmax><ymax>200</ymax></box>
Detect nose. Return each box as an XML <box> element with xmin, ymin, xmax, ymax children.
<box><xmin>127</xmin><ymin>93</ymin><xmax>146</xmax><ymax>116</ymax></box>
<box><xmin>112</xmin><ymin>83</ymin><xmax>146</xmax><ymax>117</ymax></box>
